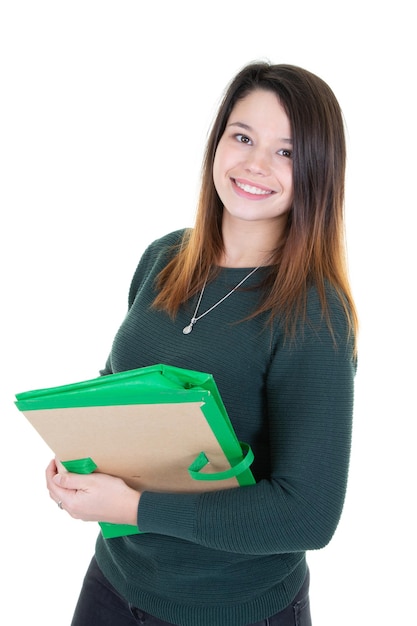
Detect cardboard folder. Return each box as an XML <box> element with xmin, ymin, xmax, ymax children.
<box><xmin>15</xmin><ymin>364</ymin><xmax>255</xmax><ymax>538</ymax></box>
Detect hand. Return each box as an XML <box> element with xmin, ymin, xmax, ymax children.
<box><xmin>45</xmin><ymin>459</ymin><xmax>140</xmax><ymax>526</ymax></box>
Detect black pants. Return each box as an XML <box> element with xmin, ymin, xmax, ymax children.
<box><xmin>71</xmin><ymin>556</ymin><xmax>311</xmax><ymax>626</ymax></box>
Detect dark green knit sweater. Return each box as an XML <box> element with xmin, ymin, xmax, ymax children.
<box><xmin>95</xmin><ymin>230</ymin><xmax>356</xmax><ymax>626</ymax></box>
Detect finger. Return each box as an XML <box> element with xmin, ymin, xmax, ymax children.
<box><xmin>45</xmin><ymin>458</ymin><xmax>57</xmax><ymax>481</ymax></box>
<box><xmin>52</xmin><ymin>471</ymin><xmax>82</xmax><ymax>490</ymax></box>
<box><xmin>55</xmin><ymin>458</ymin><xmax>68</xmax><ymax>474</ymax></box>
<box><xmin>45</xmin><ymin>459</ymin><xmax>70</xmax><ymax>511</ymax></box>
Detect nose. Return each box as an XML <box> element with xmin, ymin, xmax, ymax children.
<box><xmin>244</xmin><ymin>146</ymin><xmax>272</xmax><ymax>175</ymax></box>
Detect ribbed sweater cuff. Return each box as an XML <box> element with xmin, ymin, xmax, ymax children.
<box><xmin>138</xmin><ymin>491</ymin><xmax>198</xmax><ymax>540</ymax></box>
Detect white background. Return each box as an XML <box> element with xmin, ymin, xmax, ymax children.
<box><xmin>1</xmin><ymin>1</ymin><xmax>415</xmax><ymax>624</ymax></box>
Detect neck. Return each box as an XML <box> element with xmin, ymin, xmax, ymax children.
<box><xmin>219</xmin><ymin>213</ymin><xmax>286</xmax><ymax>268</ymax></box>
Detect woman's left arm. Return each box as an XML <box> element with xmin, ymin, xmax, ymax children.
<box><xmin>136</xmin><ymin>293</ymin><xmax>356</xmax><ymax>554</ymax></box>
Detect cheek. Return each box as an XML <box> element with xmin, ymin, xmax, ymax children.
<box><xmin>212</xmin><ymin>150</ymin><xmax>224</xmax><ymax>194</ymax></box>
<box><xmin>280</xmin><ymin>163</ymin><xmax>293</xmax><ymax>192</ymax></box>
<box><xmin>287</xmin><ymin>171</ymin><xmax>294</xmax><ymax>194</ymax></box>
<box><xmin>213</xmin><ymin>146</ymin><xmax>240</xmax><ymax>196</ymax></box>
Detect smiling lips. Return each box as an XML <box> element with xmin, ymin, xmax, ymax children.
<box><xmin>233</xmin><ymin>178</ymin><xmax>274</xmax><ymax>197</ymax></box>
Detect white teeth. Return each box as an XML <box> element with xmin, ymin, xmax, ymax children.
<box><xmin>235</xmin><ymin>180</ymin><xmax>272</xmax><ymax>195</ymax></box>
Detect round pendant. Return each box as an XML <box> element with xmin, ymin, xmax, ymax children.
<box><xmin>182</xmin><ymin>324</ymin><xmax>193</xmax><ymax>335</ymax></box>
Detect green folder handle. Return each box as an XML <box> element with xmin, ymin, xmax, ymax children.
<box><xmin>61</xmin><ymin>457</ymin><xmax>98</xmax><ymax>473</ymax></box>
<box><xmin>60</xmin><ymin>457</ymin><xmax>138</xmax><ymax>539</ymax></box>
<box><xmin>188</xmin><ymin>442</ymin><xmax>254</xmax><ymax>482</ymax></box>
<box><xmin>61</xmin><ymin>440</ymin><xmax>254</xmax><ymax>535</ymax></box>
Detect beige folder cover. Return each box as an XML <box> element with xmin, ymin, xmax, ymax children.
<box><xmin>16</xmin><ymin>364</ymin><xmax>255</xmax><ymax>494</ymax></box>
<box><xmin>25</xmin><ymin>401</ymin><xmax>243</xmax><ymax>493</ymax></box>
<box><xmin>15</xmin><ymin>365</ymin><xmax>255</xmax><ymax>537</ymax></box>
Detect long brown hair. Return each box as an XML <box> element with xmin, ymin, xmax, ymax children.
<box><xmin>153</xmin><ymin>62</ymin><xmax>358</xmax><ymax>347</ymax></box>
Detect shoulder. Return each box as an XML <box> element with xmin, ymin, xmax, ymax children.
<box><xmin>272</xmin><ymin>282</ymin><xmax>357</xmax><ymax>379</ymax></box>
<box><xmin>134</xmin><ymin>228</ymin><xmax>189</xmax><ymax>271</ymax></box>
<box><xmin>150</xmin><ymin>228</ymin><xmax>189</xmax><ymax>248</ymax></box>
<box><xmin>306</xmin><ymin>281</ymin><xmax>348</xmax><ymax>320</ymax></box>
<box><xmin>128</xmin><ymin>229</ymin><xmax>189</xmax><ymax>305</ymax></box>
<box><xmin>143</xmin><ymin>228</ymin><xmax>189</xmax><ymax>259</ymax></box>
<box><xmin>298</xmin><ymin>281</ymin><xmax>356</xmax><ymax>360</ymax></box>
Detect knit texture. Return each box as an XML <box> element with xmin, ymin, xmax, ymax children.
<box><xmin>95</xmin><ymin>229</ymin><xmax>356</xmax><ymax>626</ymax></box>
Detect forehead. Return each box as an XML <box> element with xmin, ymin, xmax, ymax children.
<box><xmin>228</xmin><ymin>89</ymin><xmax>291</xmax><ymax>134</ymax></box>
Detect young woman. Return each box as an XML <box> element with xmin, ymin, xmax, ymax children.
<box><xmin>46</xmin><ymin>62</ymin><xmax>357</xmax><ymax>626</ymax></box>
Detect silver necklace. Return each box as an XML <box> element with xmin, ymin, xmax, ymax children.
<box><xmin>182</xmin><ymin>266</ymin><xmax>260</xmax><ymax>335</ymax></box>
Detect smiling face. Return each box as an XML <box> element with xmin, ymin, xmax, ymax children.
<box><xmin>213</xmin><ymin>89</ymin><xmax>294</xmax><ymax>235</ymax></box>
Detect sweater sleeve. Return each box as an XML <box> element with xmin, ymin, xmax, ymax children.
<box><xmin>137</xmin><ymin>291</ymin><xmax>356</xmax><ymax>555</ymax></box>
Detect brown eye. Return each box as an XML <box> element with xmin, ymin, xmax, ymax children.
<box><xmin>236</xmin><ymin>134</ymin><xmax>251</xmax><ymax>144</ymax></box>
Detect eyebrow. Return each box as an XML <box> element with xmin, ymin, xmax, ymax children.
<box><xmin>227</xmin><ymin>121</ymin><xmax>293</xmax><ymax>144</ymax></box>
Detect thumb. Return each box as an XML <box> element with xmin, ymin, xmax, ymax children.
<box><xmin>53</xmin><ymin>471</ymin><xmax>82</xmax><ymax>490</ymax></box>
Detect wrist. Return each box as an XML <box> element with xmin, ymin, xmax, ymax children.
<box><xmin>124</xmin><ymin>487</ymin><xmax>141</xmax><ymax>527</ymax></box>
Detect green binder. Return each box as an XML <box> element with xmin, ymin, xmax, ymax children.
<box><xmin>15</xmin><ymin>364</ymin><xmax>255</xmax><ymax>538</ymax></box>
